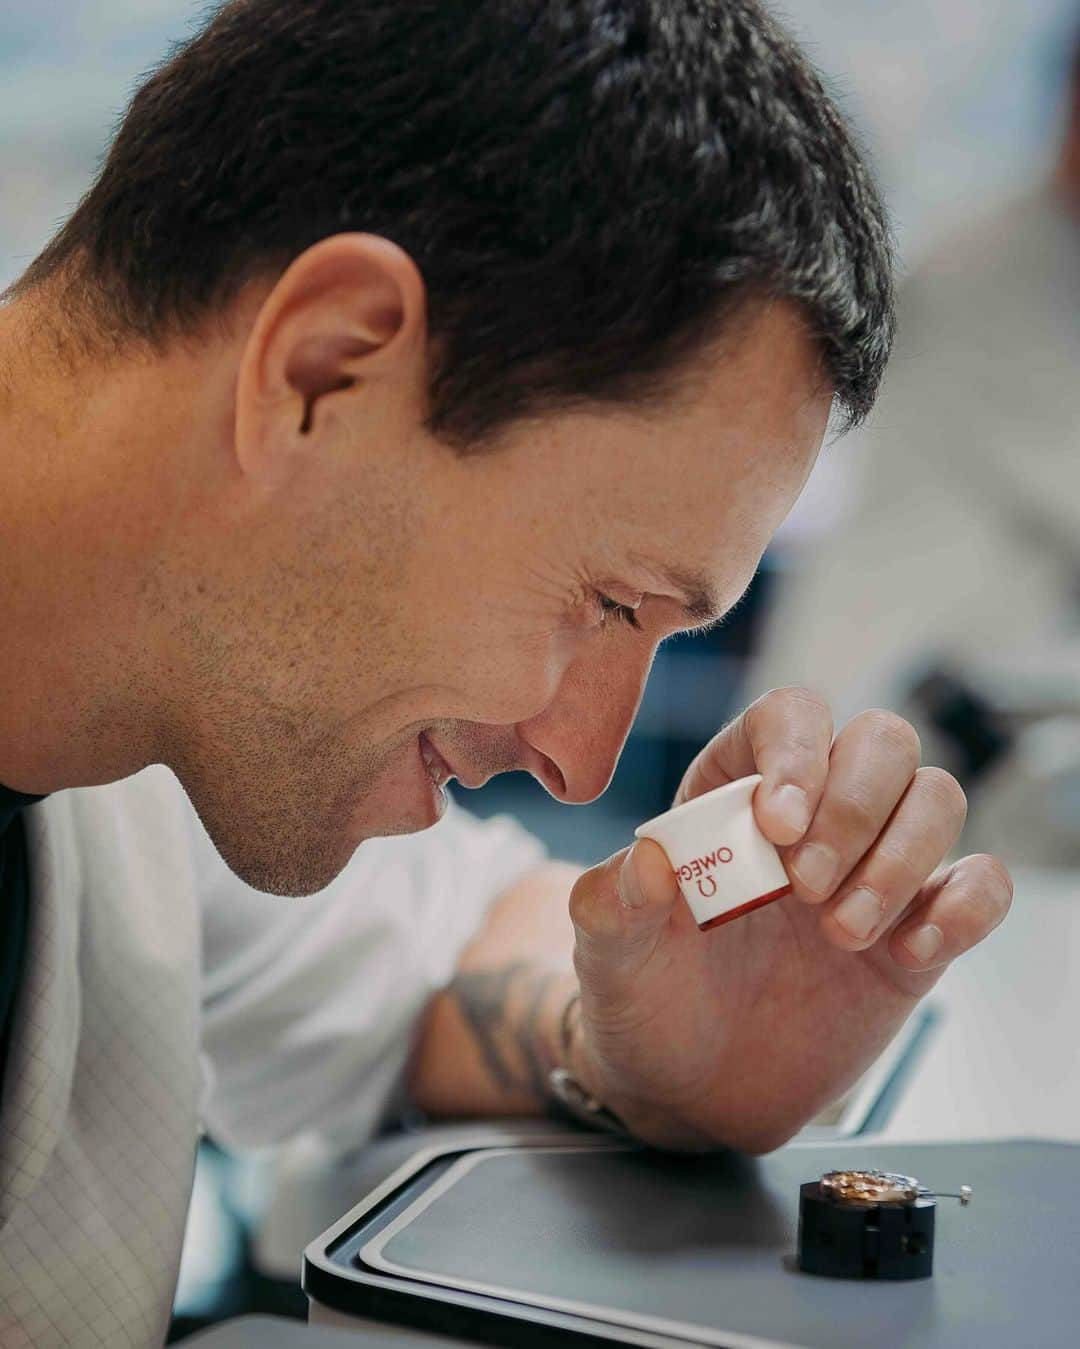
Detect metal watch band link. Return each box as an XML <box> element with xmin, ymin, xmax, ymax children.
<box><xmin>547</xmin><ymin>992</ymin><xmax>632</xmax><ymax>1138</ymax></box>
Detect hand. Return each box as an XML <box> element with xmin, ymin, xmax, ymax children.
<box><xmin>567</xmin><ymin>687</ymin><xmax>1013</xmax><ymax>1152</ymax></box>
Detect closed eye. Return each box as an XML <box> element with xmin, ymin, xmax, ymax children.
<box><xmin>597</xmin><ymin>593</ymin><xmax>643</xmax><ymax>631</ymax></box>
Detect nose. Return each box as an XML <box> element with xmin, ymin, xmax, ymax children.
<box><xmin>516</xmin><ymin>643</ymin><xmax>655</xmax><ymax>804</ymax></box>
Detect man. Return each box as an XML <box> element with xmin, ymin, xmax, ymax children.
<box><xmin>749</xmin><ymin>16</ymin><xmax>1080</xmax><ymax>860</ymax></box>
<box><xmin>0</xmin><ymin>2</ymin><xmax>1011</xmax><ymax>1345</ymax></box>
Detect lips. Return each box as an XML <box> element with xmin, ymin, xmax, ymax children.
<box><xmin>419</xmin><ymin>732</ymin><xmax>452</xmax><ymax>789</ymax></box>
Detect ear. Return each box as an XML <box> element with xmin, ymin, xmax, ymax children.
<box><xmin>234</xmin><ymin>233</ymin><xmax>427</xmax><ymax>489</ymax></box>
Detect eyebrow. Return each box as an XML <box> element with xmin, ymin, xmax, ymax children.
<box><xmin>656</xmin><ymin>565</ymin><xmax>725</xmax><ymax>629</ymax></box>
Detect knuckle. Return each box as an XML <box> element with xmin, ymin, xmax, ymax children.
<box><xmin>569</xmin><ymin>852</ymin><xmax>649</xmax><ymax>950</ymax></box>
<box><xmin>863</xmin><ymin>842</ymin><xmax>922</xmax><ymax>896</ymax></box>
<box><xmin>752</xmin><ymin>685</ymin><xmax>831</xmax><ymax>727</ymax></box>
<box><xmin>828</xmin><ymin>789</ymin><xmax>880</xmax><ymax>840</ymax></box>
<box><xmin>780</xmin><ymin>684</ymin><xmax>831</xmax><ymax>717</ymax></box>
<box><xmin>964</xmin><ymin>852</ymin><xmax>1015</xmax><ymax>909</ymax></box>
<box><xmin>567</xmin><ymin>879</ymin><xmax>591</xmax><ymax>933</ymax></box>
<box><xmin>937</xmin><ymin>854</ymin><xmax>1014</xmax><ymax>946</ymax></box>
<box><xmin>914</xmin><ymin>766</ymin><xmax>968</xmax><ymax>828</ymax></box>
<box><xmin>568</xmin><ymin>867</ymin><xmax>606</xmax><ymax>935</ymax></box>
<box><xmin>777</xmin><ymin>685</ymin><xmax>832</xmax><ymax>729</ymax></box>
<box><xmin>747</xmin><ymin>686</ymin><xmax>833</xmax><ymax>763</ymax></box>
<box><xmin>743</xmin><ymin>697</ymin><xmax>770</xmax><ymax>744</ymax></box>
<box><xmin>857</xmin><ymin>708</ymin><xmax>922</xmax><ymax>764</ymax></box>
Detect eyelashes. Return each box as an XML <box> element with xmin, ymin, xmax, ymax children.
<box><xmin>596</xmin><ymin>593</ymin><xmax>643</xmax><ymax>631</ymax></box>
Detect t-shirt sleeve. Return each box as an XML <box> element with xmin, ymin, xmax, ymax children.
<box><xmin>194</xmin><ymin>797</ymin><xmax>548</xmax><ymax>1152</ymax></box>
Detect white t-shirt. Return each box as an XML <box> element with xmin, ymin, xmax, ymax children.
<box><xmin>0</xmin><ymin>765</ymin><xmax>545</xmax><ymax>1348</ymax></box>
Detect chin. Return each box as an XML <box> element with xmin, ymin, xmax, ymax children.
<box><xmin>193</xmin><ymin>733</ymin><xmax>448</xmax><ymax>898</ymax></box>
<box><xmin>209</xmin><ymin>824</ymin><xmax>356</xmax><ymax>898</ymax></box>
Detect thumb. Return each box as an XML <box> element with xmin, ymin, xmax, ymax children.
<box><xmin>570</xmin><ymin>838</ymin><xmax>680</xmax><ymax>976</ymax></box>
<box><xmin>622</xmin><ymin>837</ymin><xmax>682</xmax><ymax>917</ymax></box>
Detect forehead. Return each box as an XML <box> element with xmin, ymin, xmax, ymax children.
<box><xmin>530</xmin><ymin>301</ymin><xmax>832</xmax><ymax>610</ymax></box>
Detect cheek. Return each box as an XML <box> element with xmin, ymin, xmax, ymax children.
<box><xmin>477</xmin><ymin>646</ymin><xmax>568</xmax><ymax>722</ymax></box>
<box><xmin>397</xmin><ymin>557</ymin><xmax>584</xmax><ymax>724</ymax></box>
<box><xmin>434</xmin><ymin>628</ymin><xmax>577</xmax><ymax>726</ymax></box>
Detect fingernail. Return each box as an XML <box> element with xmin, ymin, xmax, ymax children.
<box><xmin>903</xmin><ymin>923</ymin><xmax>944</xmax><ymax>965</ymax></box>
<box><xmin>790</xmin><ymin>842</ymin><xmax>838</xmax><ymax>896</ymax></box>
<box><xmin>619</xmin><ymin>847</ymin><xmax>648</xmax><ymax>909</ymax></box>
<box><xmin>834</xmin><ymin>887</ymin><xmax>884</xmax><ymax>941</ymax></box>
<box><xmin>772</xmin><ymin>784</ymin><xmax>811</xmax><ymax>836</ymax></box>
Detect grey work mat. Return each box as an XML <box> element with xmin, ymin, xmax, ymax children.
<box><xmin>358</xmin><ymin>1140</ymin><xmax>1079</xmax><ymax>1348</ymax></box>
<box><xmin>181</xmin><ymin>1315</ymin><xmax>455</xmax><ymax>1347</ymax></box>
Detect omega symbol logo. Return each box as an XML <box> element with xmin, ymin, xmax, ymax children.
<box><xmin>677</xmin><ymin>845</ymin><xmax>734</xmax><ymax>897</ymax></box>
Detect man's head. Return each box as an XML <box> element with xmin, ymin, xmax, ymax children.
<box><xmin>3</xmin><ymin>0</ymin><xmax>893</xmax><ymax>894</ymax></box>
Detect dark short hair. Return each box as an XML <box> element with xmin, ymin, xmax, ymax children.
<box><xmin>13</xmin><ymin>0</ymin><xmax>895</xmax><ymax>442</ymax></box>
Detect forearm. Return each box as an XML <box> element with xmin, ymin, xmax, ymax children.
<box><xmin>407</xmin><ymin>861</ymin><xmax>584</xmax><ymax>1117</ymax></box>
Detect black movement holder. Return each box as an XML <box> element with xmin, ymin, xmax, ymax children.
<box><xmin>798</xmin><ymin>1169</ymin><xmax>970</xmax><ymax>1280</ymax></box>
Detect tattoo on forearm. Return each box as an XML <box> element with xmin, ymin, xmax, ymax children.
<box><xmin>451</xmin><ymin>962</ymin><xmax>568</xmax><ymax>1102</ymax></box>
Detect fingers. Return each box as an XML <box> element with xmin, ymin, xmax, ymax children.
<box><xmin>887</xmin><ymin>853</ymin><xmax>1013</xmax><ymax>975</ymax></box>
<box><xmin>816</xmin><ymin>766</ymin><xmax>968</xmax><ymax>950</ymax></box>
<box><xmin>787</xmin><ymin>709</ymin><xmax>923</xmax><ymax>908</ymax></box>
<box><xmin>676</xmin><ymin>687</ymin><xmax>833</xmax><ymax>845</ymax></box>
<box><xmin>569</xmin><ymin>839</ymin><xmax>682</xmax><ymax>983</ymax></box>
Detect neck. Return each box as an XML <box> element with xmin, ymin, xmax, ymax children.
<box><xmin>0</xmin><ymin>291</ymin><xmax>213</xmax><ymax>794</ymax></box>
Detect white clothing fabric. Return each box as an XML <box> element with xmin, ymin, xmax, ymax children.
<box><xmin>197</xmin><ymin>788</ymin><xmax>547</xmax><ymax>1155</ymax></box>
<box><xmin>0</xmin><ymin>766</ymin><xmax>545</xmax><ymax>1347</ymax></box>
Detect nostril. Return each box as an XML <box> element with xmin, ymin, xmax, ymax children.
<box><xmin>537</xmin><ymin>751</ymin><xmax>567</xmax><ymax>799</ymax></box>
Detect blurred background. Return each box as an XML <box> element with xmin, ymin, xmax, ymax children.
<box><xmin>4</xmin><ymin>0</ymin><xmax>1078</xmax><ymax>867</ymax></box>
<box><xmin>4</xmin><ymin>0</ymin><xmax>1079</xmax><ymax>1336</ymax></box>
